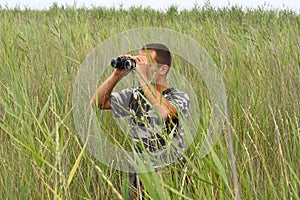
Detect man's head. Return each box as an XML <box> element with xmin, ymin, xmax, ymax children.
<box><xmin>139</xmin><ymin>43</ymin><xmax>172</xmax><ymax>76</ymax></box>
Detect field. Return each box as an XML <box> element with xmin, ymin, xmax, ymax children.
<box><xmin>0</xmin><ymin>4</ymin><xmax>299</xmax><ymax>200</ymax></box>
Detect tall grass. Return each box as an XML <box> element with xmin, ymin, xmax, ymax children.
<box><xmin>0</xmin><ymin>4</ymin><xmax>299</xmax><ymax>199</ymax></box>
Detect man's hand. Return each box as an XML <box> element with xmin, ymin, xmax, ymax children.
<box><xmin>132</xmin><ymin>55</ymin><xmax>151</xmax><ymax>84</ymax></box>
<box><xmin>112</xmin><ymin>67</ymin><xmax>130</xmax><ymax>79</ymax></box>
<box><xmin>121</xmin><ymin>54</ymin><xmax>150</xmax><ymax>84</ymax></box>
<box><xmin>137</xmin><ymin>58</ymin><xmax>152</xmax><ymax>84</ymax></box>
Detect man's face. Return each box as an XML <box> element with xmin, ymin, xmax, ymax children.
<box><xmin>139</xmin><ymin>49</ymin><xmax>160</xmax><ymax>81</ymax></box>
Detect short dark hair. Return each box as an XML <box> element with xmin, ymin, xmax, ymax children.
<box><xmin>141</xmin><ymin>43</ymin><xmax>172</xmax><ymax>67</ymax></box>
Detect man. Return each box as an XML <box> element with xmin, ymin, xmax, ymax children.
<box><xmin>91</xmin><ymin>43</ymin><xmax>190</xmax><ymax>198</ymax></box>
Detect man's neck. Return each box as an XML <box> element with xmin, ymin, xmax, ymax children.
<box><xmin>154</xmin><ymin>78</ymin><xmax>168</xmax><ymax>92</ymax></box>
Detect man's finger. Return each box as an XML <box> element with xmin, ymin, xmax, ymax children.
<box><xmin>119</xmin><ymin>54</ymin><xmax>133</xmax><ymax>59</ymax></box>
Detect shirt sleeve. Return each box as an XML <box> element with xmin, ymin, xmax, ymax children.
<box><xmin>110</xmin><ymin>87</ymin><xmax>133</xmax><ymax>118</ymax></box>
<box><xmin>166</xmin><ymin>89</ymin><xmax>190</xmax><ymax>117</ymax></box>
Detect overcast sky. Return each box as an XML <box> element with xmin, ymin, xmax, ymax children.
<box><xmin>0</xmin><ymin>0</ymin><xmax>299</xmax><ymax>12</ymax></box>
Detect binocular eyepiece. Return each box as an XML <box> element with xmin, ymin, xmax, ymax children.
<box><xmin>111</xmin><ymin>57</ymin><xmax>136</xmax><ymax>70</ymax></box>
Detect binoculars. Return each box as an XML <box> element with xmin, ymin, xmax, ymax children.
<box><xmin>111</xmin><ymin>57</ymin><xmax>136</xmax><ymax>70</ymax></box>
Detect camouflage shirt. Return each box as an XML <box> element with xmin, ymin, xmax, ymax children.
<box><xmin>110</xmin><ymin>86</ymin><xmax>190</xmax><ymax>167</ymax></box>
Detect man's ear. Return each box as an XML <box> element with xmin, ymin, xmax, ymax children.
<box><xmin>160</xmin><ymin>64</ymin><xmax>169</xmax><ymax>75</ymax></box>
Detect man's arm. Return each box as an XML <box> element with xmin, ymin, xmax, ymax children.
<box><xmin>139</xmin><ymin>79</ymin><xmax>178</xmax><ymax>120</ymax></box>
<box><xmin>91</xmin><ymin>69</ymin><xmax>128</xmax><ymax>109</ymax></box>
